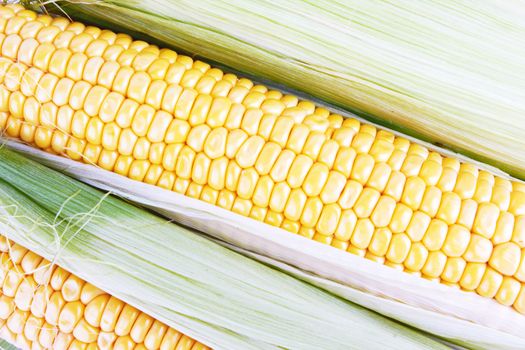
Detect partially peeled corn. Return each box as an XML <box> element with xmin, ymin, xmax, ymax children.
<box><xmin>0</xmin><ymin>4</ymin><xmax>524</xmax><ymax>314</ymax></box>
<box><xmin>0</xmin><ymin>234</ymin><xmax>209</xmax><ymax>350</ymax></box>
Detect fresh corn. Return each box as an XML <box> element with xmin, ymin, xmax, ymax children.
<box><xmin>0</xmin><ymin>234</ymin><xmax>209</xmax><ymax>350</ymax></box>
<box><xmin>0</xmin><ymin>4</ymin><xmax>524</xmax><ymax>315</ymax></box>
<box><xmin>0</xmin><ymin>146</ymin><xmax>450</xmax><ymax>350</ymax></box>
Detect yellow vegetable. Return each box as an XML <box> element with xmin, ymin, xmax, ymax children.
<box><xmin>0</xmin><ymin>235</ymin><xmax>208</xmax><ymax>350</ymax></box>
<box><xmin>0</xmin><ymin>3</ymin><xmax>525</xmax><ymax>315</ymax></box>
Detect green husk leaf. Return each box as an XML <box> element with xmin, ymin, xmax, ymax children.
<box><xmin>0</xmin><ymin>147</ymin><xmax>448</xmax><ymax>349</ymax></box>
<box><xmin>0</xmin><ymin>339</ymin><xmax>19</xmax><ymax>350</ymax></box>
<box><xmin>41</xmin><ymin>0</ymin><xmax>525</xmax><ymax>180</ymax></box>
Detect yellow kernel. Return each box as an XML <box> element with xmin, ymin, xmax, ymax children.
<box><xmin>313</xmin><ymin>233</ymin><xmax>333</xmax><ymax>245</ymax></box>
<box><xmin>456</xmin><ymin>199</ymin><xmax>478</xmax><ymax>230</ymax></box>
<box><xmin>300</xmin><ymin>197</ymin><xmax>324</xmax><ymax>228</ymax></box>
<box><xmin>386</xmin><ymin>233</ymin><xmax>411</xmax><ymax>264</ymax></box>
<box><xmin>368</xmin><ymin>227</ymin><xmax>392</xmax><ymax>257</ymax></box>
<box><xmin>224</xmin><ymin>160</ymin><xmax>242</xmax><ymax>192</ymax></box>
<box><xmin>303</xmin><ymin>162</ymin><xmax>330</xmax><ymax>197</ymax></box>
<box><xmin>419</xmin><ymin>160</ymin><xmax>442</xmax><ymax>186</ymax></box>
<box><xmin>114</xmin><ymin>155</ymin><xmax>133</xmax><ymax>176</ymax></box>
<box><xmin>387</xmin><ymin>149</ymin><xmax>406</xmax><ymax>171</ymax></box>
<box><xmin>441</xmin><ymin>257</ymin><xmax>466</xmax><ymax>283</ymax></box>
<box><xmin>133</xmin><ymin>137</ymin><xmax>151</xmax><ymax>160</ymax></box>
<box><xmin>436</xmin><ymin>191</ymin><xmax>461</xmax><ymax>225</ymax></box>
<box><xmin>348</xmin><ymin>246</ymin><xmax>366</xmax><ymax>258</ymax></box>
<box><xmin>353</xmin><ymin>188</ymin><xmax>381</xmax><ymax>219</ymax></box>
<box><xmin>225</xmin><ymin>129</ymin><xmax>248</xmax><ymax>159</ymax></box>
<box><xmin>489</xmin><ymin>242</ymin><xmax>521</xmax><ymax>276</ymax></box>
<box><xmin>401</xmin><ymin>154</ymin><xmax>425</xmax><ymax>177</ymax></box>
<box><xmin>350</xmin><ymin>154</ymin><xmax>375</xmax><ymax>185</ymax></box>
<box><xmin>203</xmin><ymin>127</ymin><xmax>227</xmax><ymax>160</ymax></box>
<box><xmin>406</xmin><ymin>211</ymin><xmax>431</xmax><ymax>242</ymax></box>
<box><xmin>476</xmin><ymin>267</ymin><xmax>503</xmax><ymax>298</ymax></box>
<box><xmin>316</xmin><ymin>204</ymin><xmax>342</xmax><ymax>236</ymax></box>
<box><xmin>208</xmin><ymin>156</ymin><xmax>228</xmax><ymax>190</ymax></box>
<box><xmin>269</xmin><ymin>182</ymin><xmax>291</xmax><ymax>213</ymax></box>
<box><xmin>437</xmin><ymin>167</ymin><xmax>458</xmax><ymax>192</ymax></box>
<box><xmin>255</xmin><ymin>142</ymin><xmax>281</xmax><ymax>176</ymax></box>
<box><xmin>442</xmin><ymin>224</ymin><xmax>471</xmax><ymax>257</ymax></box>
<box><xmin>317</xmin><ymin>140</ymin><xmax>339</xmax><ymax>168</ymax></box>
<box><xmin>370</xmin><ymin>196</ymin><xmax>396</xmax><ymax>228</ymax></box>
<box><xmin>512</xmin><ymin>216</ymin><xmax>525</xmax><ymax>247</ymax></box>
<box><xmin>491</xmin><ymin>184</ymin><xmax>511</xmax><ymax>212</ymax></box>
<box><xmin>334</xmin><ymin>210</ymin><xmax>358</xmax><ymax>242</ymax></box>
<box><xmin>164</xmin><ymin>119</ymin><xmax>190</xmax><ymax>144</ymax></box>
<box><xmin>493</xmin><ymin>212</ymin><xmax>515</xmax><ymax>245</ymax></box>
<box><xmin>383</xmin><ymin>171</ymin><xmax>406</xmax><ymax>202</ymax></box>
<box><xmin>495</xmin><ymin>276</ymin><xmax>521</xmax><ymax>306</ymax></box>
<box><xmin>187</xmin><ymin>124</ymin><xmax>211</xmax><ymax>153</ymax></box>
<box><xmin>83</xmin><ymin>56</ymin><xmax>105</xmax><ymax>85</ymax></box>
<box><xmin>404</xmin><ymin>242</ymin><xmax>429</xmax><ymax>271</ymax></box>
<box><xmin>422</xmin><ymin>251</ymin><xmax>447</xmax><ymax>278</ymax></box>
<box><xmin>333</xmin><ymin>147</ymin><xmax>357</xmax><ymax>178</ymax></box>
<box><xmin>422</xmin><ymin>219</ymin><xmax>448</xmax><ymax>251</ymax></box>
<box><xmin>265</xmin><ymin>210</ymin><xmax>284</xmax><ymax>227</ymax></box>
<box><xmin>331</xmin><ymin>238</ymin><xmax>349</xmax><ymax>251</ymax></box>
<box><xmin>102</xmin><ymin>123</ymin><xmax>122</xmax><ymax>151</ymax></box>
<box><xmin>510</xmin><ymin>191</ymin><xmax>525</xmax><ymax>216</ymax></box>
<box><xmin>513</xmin><ymin>286</ymin><xmax>525</xmax><ymax>314</ymax></box>
<box><xmin>69</xmin><ymin>80</ymin><xmax>92</xmax><ymax>111</ymax></box>
<box><xmin>236</xmin><ymin>135</ymin><xmax>265</xmax><ymax>169</ymax></box>
<box><xmin>472</xmin><ymin>202</ymin><xmax>500</xmax><ymax>239</ymax></box>
<box><xmin>400</xmin><ymin>176</ymin><xmax>425</xmax><ymax>211</ymax></box>
<box><xmin>369</xmin><ymin>139</ymin><xmax>394</xmax><ymax>163</ymax></box>
<box><xmin>320</xmin><ymin>171</ymin><xmax>347</xmax><ymax>204</ymax></box>
<box><xmin>352</xmin><ymin>132</ymin><xmax>375</xmax><ymax>153</ymax></box>
<box><xmin>236</xmin><ymin>168</ymin><xmax>259</xmax><ymax>199</ymax></box>
<box><xmin>175</xmin><ymin>146</ymin><xmax>196</xmax><ymax>179</ymax></box>
<box><xmin>302</xmin><ymin>132</ymin><xmax>326</xmax><ymax>159</ymax></box>
<box><xmin>283</xmin><ymin>188</ymin><xmax>307</xmax><ymax>222</ymax></box>
<box><xmin>257</xmin><ymin>114</ymin><xmax>277</xmax><ymax>140</ymax></box>
<box><xmin>350</xmin><ymin>219</ymin><xmax>374</xmax><ymax>249</ymax></box>
<box><xmin>270</xmin><ymin>117</ymin><xmax>295</xmax><ymax>148</ymax></box>
<box><xmin>389</xmin><ymin>203</ymin><xmax>413</xmax><ymax>234</ymax></box>
<box><xmin>131</xmin><ymin>104</ymin><xmax>156</xmax><ymax>137</ymax></box>
<box><xmin>464</xmin><ymin>234</ymin><xmax>493</xmax><ymax>263</ymax></box>
<box><xmin>191</xmin><ymin>153</ymin><xmax>211</xmax><ymax>186</ymax></box>
<box><xmin>86</xmin><ymin>117</ymin><xmax>104</xmax><ymax>145</ymax></box>
<box><xmin>286</xmin><ymin>124</ymin><xmax>310</xmax><ymax>154</ymax></box>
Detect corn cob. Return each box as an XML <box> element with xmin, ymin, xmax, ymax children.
<box><xmin>0</xmin><ymin>234</ymin><xmax>209</xmax><ymax>350</ymax></box>
<box><xmin>0</xmin><ymin>4</ymin><xmax>524</xmax><ymax>314</ymax></box>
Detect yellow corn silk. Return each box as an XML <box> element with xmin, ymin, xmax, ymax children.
<box><xmin>0</xmin><ymin>4</ymin><xmax>524</xmax><ymax>313</ymax></box>
<box><xmin>0</xmin><ymin>234</ymin><xmax>210</xmax><ymax>350</ymax></box>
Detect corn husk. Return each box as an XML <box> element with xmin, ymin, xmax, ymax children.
<box><xmin>0</xmin><ymin>146</ymin><xmax>449</xmax><ymax>350</ymax></box>
<box><xmin>44</xmin><ymin>0</ymin><xmax>525</xmax><ymax>180</ymax></box>
<box><xmin>0</xmin><ymin>339</ymin><xmax>19</xmax><ymax>350</ymax></box>
<box><xmin>6</xmin><ymin>141</ymin><xmax>525</xmax><ymax>350</ymax></box>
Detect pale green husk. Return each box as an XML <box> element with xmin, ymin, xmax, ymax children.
<box><xmin>0</xmin><ymin>339</ymin><xmax>18</xmax><ymax>350</ymax></box>
<box><xmin>42</xmin><ymin>0</ymin><xmax>525</xmax><ymax>180</ymax></box>
<box><xmin>0</xmin><ymin>147</ymin><xmax>447</xmax><ymax>350</ymax></box>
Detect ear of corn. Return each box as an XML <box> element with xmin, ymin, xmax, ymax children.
<box><xmin>0</xmin><ymin>146</ymin><xmax>449</xmax><ymax>350</ymax></box>
<box><xmin>0</xmin><ymin>235</ymin><xmax>208</xmax><ymax>350</ymax></box>
<box><xmin>0</xmin><ymin>3</ymin><xmax>524</xmax><ymax>349</ymax></box>
<box><xmin>1</xmin><ymin>3</ymin><xmax>524</xmax><ymax>315</ymax></box>
<box><xmin>49</xmin><ymin>0</ymin><xmax>525</xmax><ymax>181</ymax></box>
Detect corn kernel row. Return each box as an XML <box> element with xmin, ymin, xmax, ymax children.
<box><xmin>0</xmin><ymin>234</ymin><xmax>209</xmax><ymax>350</ymax></box>
<box><xmin>0</xmin><ymin>4</ymin><xmax>525</xmax><ymax>313</ymax></box>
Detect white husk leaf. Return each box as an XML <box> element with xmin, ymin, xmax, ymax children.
<box><xmin>0</xmin><ymin>146</ymin><xmax>447</xmax><ymax>350</ymax></box>
<box><xmin>6</xmin><ymin>141</ymin><xmax>525</xmax><ymax>350</ymax></box>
